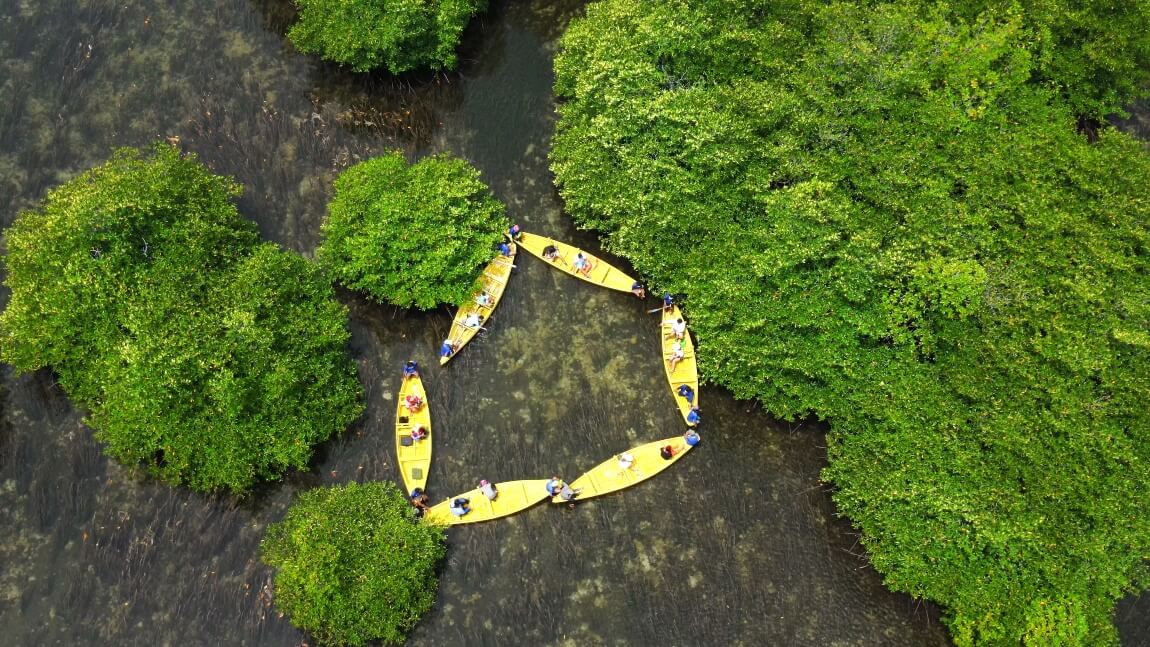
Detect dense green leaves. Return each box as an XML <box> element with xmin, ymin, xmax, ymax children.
<box><xmin>261</xmin><ymin>482</ymin><xmax>446</xmax><ymax>646</ymax></box>
<box><xmin>287</xmin><ymin>0</ymin><xmax>487</xmax><ymax>73</ymax></box>
<box><xmin>552</xmin><ymin>0</ymin><xmax>1150</xmax><ymax>643</ymax></box>
<box><xmin>318</xmin><ymin>151</ymin><xmax>508</xmax><ymax>309</ymax></box>
<box><xmin>0</xmin><ymin>144</ymin><xmax>362</xmax><ymax>493</ymax></box>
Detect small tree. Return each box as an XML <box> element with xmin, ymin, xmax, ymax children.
<box><xmin>318</xmin><ymin>151</ymin><xmax>507</xmax><ymax>309</ymax></box>
<box><xmin>287</xmin><ymin>0</ymin><xmax>487</xmax><ymax>74</ymax></box>
<box><xmin>0</xmin><ymin>144</ymin><xmax>363</xmax><ymax>493</ymax></box>
<box><xmin>261</xmin><ymin>482</ymin><xmax>446</xmax><ymax>646</ymax></box>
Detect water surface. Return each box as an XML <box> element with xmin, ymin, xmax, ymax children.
<box><xmin>1</xmin><ymin>1</ymin><xmax>1145</xmax><ymax>645</ymax></box>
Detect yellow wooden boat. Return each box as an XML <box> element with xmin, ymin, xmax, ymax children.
<box><xmin>395</xmin><ymin>375</ymin><xmax>432</xmax><ymax>495</ymax></box>
<box><xmin>441</xmin><ymin>246</ymin><xmax>517</xmax><ymax>365</ymax></box>
<box><xmin>661</xmin><ymin>305</ymin><xmax>699</xmax><ymax>425</ymax></box>
<box><xmin>517</xmin><ymin>231</ymin><xmax>636</xmax><ymax>293</ymax></box>
<box><xmin>423</xmin><ymin>479</ymin><xmax>551</xmax><ymax>525</ymax></box>
<box><xmin>552</xmin><ymin>436</ymin><xmax>695</xmax><ymax>503</ymax></box>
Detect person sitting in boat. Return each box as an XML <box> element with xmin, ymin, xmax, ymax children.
<box><xmin>542</xmin><ymin>244</ymin><xmax>560</xmax><ymax>261</ymax></box>
<box><xmin>686</xmin><ymin>406</ymin><xmax>701</xmax><ymax>426</ymax></box>
<box><xmin>463</xmin><ymin>313</ymin><xmax>483</xmax><ymax>329</ymax></box>
<box><xmin>409</xmin><ymin>488</ymin><xmax>430</xmax><ymax>517</ymax></box>
<box><xmin>402</xmin><ymin>360</ymin><xmax>419</xmax><ymax>380</ymax></box>
<box><xmin>572</xmin><ymin>252</ymin><xmax>595</xmax><ymax>276</ymax></box>
<box><xmin>667</xmin><ymin>341</ymin><xmax>685</xmax><ymax>373</ymax></box>
<box><xmin>499</xmin><ymin>241</ymin><xmax>512</xmax><ymax>257</ymax></box>
<box><xmin>440</xmin><ymin>338</ymin><xmax>458</xmax><ymax>358</ymax></box>
<box><xmin>506</xmin><ymin>223</ymin><xmax>522</xmax><ymax>242</ymax></box>
<box><xmin>546</xmin><ymin>476</ymin><xmax>564</xmax><ymax>497</ymax></box>
<box><xmin>410</xmin><ymin>423</ymin><xmax>427</xmax><ymax>441</ymax></box>
<box><xmin>661</xmin><ymin>292</ymin><xmax>674</xmax><ymax>312</ymax></box>
<box><xmin>677</xmin><ymin>384</ymin><xmax>695</xmax><ymax>404</ymax></box>
<box><xmin>475</xmin><ymin>291</ymin><xmax>493</xmax><ymax>308</ymax></box>
<box><xmin>479</xmin><ymin>479</ymin><xmax>498</xmax><ymax>501</ymax></box>
<box><xmin>664</xmin><ymin>317</ymin><xmax>687</xmax><ymax>340</ymax></box>
<box><xmin>684</xmin><ymin>429</ymin><xmax>701</xmax><ymax>446</ymax></box>
<box><xmin>660</xmin><ymin>444</ymin><xmax>680</xmax><ymax>460</ymax></box>
<box><xmin>404</xmin><ymin>392</ymin><xmax>424</xmax><ymax>413</ymax></box>
<box><xmin>617</xmin><ymin>452</ymin><xmax>635</xmax><ymax>471</ymax></box>
<box><xmin>631</xmin><ymin>281</ymin><xmax>646</xmax><ymax>299</ymax></box>
<box><xmin>559</xmin><ymin>483</ymin><xmax>580</xmax><ymax>508</ymax></box>
<box><xmin>450</xmin><ymin>497</ymin><xmax>471</xmax><ymax>517</ymax></box>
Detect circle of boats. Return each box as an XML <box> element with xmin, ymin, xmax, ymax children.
<box><xmin>396</xmin><ymin>230</ymin><xmax>700</xmax><ymax>526</ymax></box>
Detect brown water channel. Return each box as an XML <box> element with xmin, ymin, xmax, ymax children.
<box><xmin>1</xmin><ymin>1</ymin><xmax>1146</xmax><ymax>645</ymax></box>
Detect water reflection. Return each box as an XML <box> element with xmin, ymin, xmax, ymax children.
<box><xmin>5</xmin><ymin>0</ymin><xmax>1137</xmax><ymax>645</ymax></box>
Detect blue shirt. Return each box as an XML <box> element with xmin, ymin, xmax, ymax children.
<box><xmin>403</xmin><ymin>362</ymin><xmax>418</xmax><ymax>378</ymax></box>
<box><xmin>677</xmin><ymin>384</ymin><xmax>694</xmax><ymax>402</ymax></box>
<box><xmin>685</xmin><ymin>432</ymin><xmax>700</xmax><ymax>446</ymax></box>
<box><xmin>663</xmin><ymin>293</ymin><xmax>674</xmax><ymax>307</ymax></box>
<box><xmin>440</xmin><ymin>342</ymin><xmax>454</xmax><ymax>358</ymax></box>
<box><xmin>687</xmin><ymin>409</ymin><xmax>701</xmax><ymax>425</ymax></box>
<box><xmin>499</xmin><ymin>242</ymin><xmax>511</xmax><ymax>256</ymax></box>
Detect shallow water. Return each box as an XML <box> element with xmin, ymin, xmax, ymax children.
<box><xmin>0</xmin><ymin>1</ymin><xmax>1145</xmax><ymax>645</ymax></box>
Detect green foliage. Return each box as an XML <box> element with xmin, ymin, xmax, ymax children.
<box><xmin>943</xmin><ymin>0</ymin><xmax>1150</xmax><ymax>117</ymax></box>
<box><xmin>317</xmin><ymin>151</ymin><xmax>507</xmax><ymax>309</ymax></box>
<box><xmin>261</xmin><ymin>482</ymin><xmax>446</xmax><ymax>646</ymax></box>
<box><xmin>552</xmin><ymin>0</ymin><xmax>1150</xmax><ymax>644</ymax></box>
<box><xmin>0</xmin><ymin>144</ymin><xmax>363</xmax><ymax>493</ymax></box>
<box><xmin>287</xmin><ymin>0</ymin><xmax>487</xmax><ymax>73</ymax></box>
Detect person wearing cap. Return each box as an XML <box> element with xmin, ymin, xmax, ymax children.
<box><xmin>449</xmin><ymin>497</ymin><xmax>471</xmax><ymax>517</ymax></box>
<box><xmin>499</xmin><ymin>241</ymin><xmax>512</xmax><ymax>257</ymax></box>
<box><xmin>684</xmin><ymin>429</ymin><xmax>701</xmax><ymax>446</ymax></box>
<box><xmin>677</xmin><ymin>384</ymin><xmax>694</xmax><ymax>404</ymax></box>
<box><xmin>440</xmin><ymin>338</ymin><xmax>457</xmax><ymax>358</ymax></box>
<box><xmin>479</xmin><ymin>479</ymin><xmax>498</xmax><ymax>500</ymax></box>
<box><xmin>631</xmin><ymin>281</ymin><xmax>646</xmax><ymax>299</ymax></box>
<box><xmin>506</xmin><ymin>223</ymin><xmax>522</xmax><ymax>242</ymax></box>
<box><xmin>546</xmin><ymin>476</ymin><xmax>563</xmax><ymax>497</ymax></box>
<box><xmin>661</xmin><ymin>292</ymin><xmax>674</xmax><ymax>312</ymax></box>
<box><xmin>402</xmin><ymin>360</ymin><xmax>419</xmax><ymax>380</ymax></box>
<box><xmin>409</xmin><ymin>488</ymin><xmax>430</xmax><ymax>517</ymax></box>
<box><xmin>686</xmin><ymin>406</ymin><xmax>701</xmax><ymax>426</ymax></box>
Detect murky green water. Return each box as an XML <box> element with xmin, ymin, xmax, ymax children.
<box><xmin>1</xmin><ymin>1</ymin><xmax>1145</xmax><ymax>645</ymax></box>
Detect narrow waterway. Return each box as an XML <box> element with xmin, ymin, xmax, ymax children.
<box><xmin>0</xmin><ymin>1</ymin><xmax>1145</xmax><ymax>645</ymax></box>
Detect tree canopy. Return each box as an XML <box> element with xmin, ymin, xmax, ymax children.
<box><xmin>551</xmin><ymin>0</ymin><xmax>1150</xmax><ymax>643</ymax></box>
<box><xmin>287</xmin><ymin>0</ymin><xmax>488</xmax><ymax>73</ymax></box>
<box><xmin>318</xmin><ymin>151</ymin><xmax>508</xmax><ymax>309</ymax></box>
<box><xmin>0</xmin><ymin>144</ymin><xmax>363</xmax><ymax>493</ymax></box>
<box><xmin>261</xmin><ymin>482</ymin><xmax>446</xmax><ymax>646</ymax></box>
